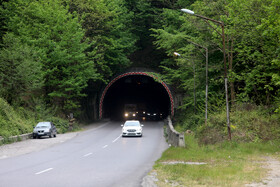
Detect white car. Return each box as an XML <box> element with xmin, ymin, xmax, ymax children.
<box><xmin>121</xmin><ymin>120</ymin><xmax>143</xmax><ymax>137</ymax></box>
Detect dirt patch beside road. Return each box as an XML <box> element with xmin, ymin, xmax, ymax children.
<box><xmin>247</xmin><ymin>156</ymin><xmax>280</xmax><ymax>187</ymax></box>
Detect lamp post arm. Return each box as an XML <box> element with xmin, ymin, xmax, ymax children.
<box><xmin>185</xmin><ymin>39</ymin><xmax>207</xmax><ymax>57</ymax></box>
<box><xmin>181</xmin><ymin>8</ymin><xmax>231</xmax><ymax>140</ymax></box>
<box><xmin>193</xmin><ymin>13</ymin><xmax>223</xmax><ymax>25</ymax></box>
<box><xmin>186</xmin><ymin>39</ymin><xmax>205</xmax><ymax>50</ymax></box>
<box><xmin>203</xmin><ymin>20</ymin><xmax>222</xmax><ymax>37</ymax></box>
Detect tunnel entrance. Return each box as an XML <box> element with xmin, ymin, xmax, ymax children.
<box><xmin>100</xmin><ymin>72</ymin><xmax>174</xmax><ymax>121</ymax></box>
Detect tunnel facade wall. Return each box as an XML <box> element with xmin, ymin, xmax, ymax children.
<box><xmin>99</xmin><ymin>72</ymin><xmax>174</xmax><ymax>119</ymax></box>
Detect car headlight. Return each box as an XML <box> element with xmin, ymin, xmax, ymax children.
<box><xmin>125</xmin><ymin>113</ymin><xmax>128</xmax><ymax>117</ymax></box>
<box><xmin>132</xmin><ymin>113</ymin><xmax>136</xmax><ymax>117</ymax></box>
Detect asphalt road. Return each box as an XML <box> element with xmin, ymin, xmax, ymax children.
<box><xmin>0</xmin><ymin>121</ymin><xmax>168</xmax><ymax>187</ymax></box>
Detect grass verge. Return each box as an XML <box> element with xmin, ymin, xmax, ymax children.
<box><xmin>153</xmin><ymin>134</ymin><xmax>280</xmax><ymax>187</ymax></box>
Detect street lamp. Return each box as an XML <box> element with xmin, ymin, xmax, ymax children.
<box><xmin>174</xmin><ymin>43</ymin><xmax>208</xmax><ymax>126</ymax></box>
<box><xmin>173</xmin><ymin>52</ymin><xmax>181</xmax><ymax>57</ymax></box>
<box><xmin>181</xmin><ymin>8</ymin><xmax>231</xmax><ymax>140</ymax></box>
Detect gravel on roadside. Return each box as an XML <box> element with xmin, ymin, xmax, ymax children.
<box><xmin>246</xmin><ymin>156</ymin><xmax>280</xmax><ymax>187</ymax></box>
<box><xmin>0</xmin><ymin>122</ymin><xmax>103</xmax><ymax>160</ymax></box>
<box><xmin>0</xmin><ymin>132</ymin><xmax>78</xmax><ymax>159</ymax></box>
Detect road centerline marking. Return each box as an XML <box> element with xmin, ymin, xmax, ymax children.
<box><xmin>35</xmin><ymin>168</ymin><xmax>53</xmax><ymax>175</ymax></box>
<box><xmin>112</xmin><ymin>134</ymin><xmax>122</xmax><ymax>143</ymax></box>
<box><xmin>83</xmin><ymin>153</ymin><xmax>93</xmax><ymax>157</ymax></box>
<box><xmin>103</xmin><ymin>145</ymin><xmax>108</xmax><ymax>148</ymax></box>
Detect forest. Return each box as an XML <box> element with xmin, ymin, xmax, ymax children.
<box><xmin>0</xmin><ymin>0</ymin><xmax>280</xmax><ymax>142</ymax></box>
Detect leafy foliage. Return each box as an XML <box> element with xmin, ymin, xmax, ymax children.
<box><xmin>0</xmin><ymin>96</ymin><xmax>72</xmax><ymax>139</ymax></box>
<box><xmin>0</xmin><ymin>98</ymin><xmax>33</xmax><ymax>138</ymax></box>
<box><xmin>0</xmin><ymin>33</ymin><xmax>43</xmax><ymax>105</ymax></box>
<box><xmin>151</xmin><ymin>0</ymin><xmax>280</xmax><ymax>139</ymax></box>
<box><xmin>44</xmin><ymin>116</ymin><xmax>70</xmax><ymax>134</ymax></box>
<box><xmin>197</xmin><ymin>103</ymin><xmax>280</xmax><ymax>144</ymax></box>
<box><xmin>67</xmin><ymin>0</ymin><xmax>137</xmax><ymax>79</ymax></box>
<box><xmin>1</xmin><ymin>0</ymin><xmax>100</xmax><ymax>113</ymax></box>
<box><xmin>0</xmin><ymin>0</ymin><xmax>280</xmax><ymax>142</ymax></box>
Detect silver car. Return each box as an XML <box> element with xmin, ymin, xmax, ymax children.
<box><xmin>33</xmin><ymin>122</ymin><xmax>57</xmax><ymax>139</ymax></box>
<box><xmin>121</xmin><ymin>120</ymin><xmax>143</xmax><ymax>137</ymax></box>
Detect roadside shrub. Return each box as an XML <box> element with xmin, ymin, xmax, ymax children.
<box><xmin>230</xmin><ymin>104</ymin><xmax>280</xmax><ymax>142</ymax></box>
<box><xmin>173</xmin><ymin>108</ymin><xmax>204</xmax><ymax>132</ymax></box>
<box><xmin>197</xmin><ymin>125</ymin><xmax>227</xmax><ymax>145</ymax></box>
<box><xmin>0</xmin><ymin>98</ymin><xmax>33</xmax><ymax>137</ymax></box>
<box><xmin>44</xmin><ymin>117</ymin><xmax>69</xmax><ymax>134</ymax></box>
<box><xmin>0</xmin><ymin>97</ymin><xmax>75</xmax><ymax>139</ymax></box>
<box><xmin>197</xmin><ymin>103</ymin><xmax>280</xmax><ymax>144</ymax></box>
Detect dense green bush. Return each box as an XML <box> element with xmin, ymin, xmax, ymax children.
<box><xmin>0</xmin><ymin>98</ymin><xmax>34</xmax><ymax>138</ymax></box>
<box><xmin>172</xmin><ymin>107</ymin><xmax>205</xmax><ymax>133</ymax></box>
<box><xmin>0</xmin><ymin>97</ymin><xmax>77</xmax><ymax>140</ymax></box>
<box><xmin>196</xmin><ymin>103</ymin><xmax>280</xmax><ymax>144</ymax></box>
<box><xmin>44</xmin><ymin>117</ymin><xmax>69</xmax><ymax>134</ymax></box>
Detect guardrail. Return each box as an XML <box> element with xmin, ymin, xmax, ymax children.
<box><xmin>165</xmin><ymin>116</ymin><xmax>185</xmax><ymax>147</ymax></box>
<box><xmin>0</xmin><ymin>133</ymin><xmax>32</xmax><ymax>144</ymax></box>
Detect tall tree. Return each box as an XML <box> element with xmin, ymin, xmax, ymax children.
<box><xmin>1</xmin><ymin>0</ymin><xmax>99</xmax><ymax>113</ymax></box>
<box><xmin>152</xmin><ymin>0</ymin><xmax>280</xmax><ymax>125</ymax></box>
<box><xmin>64</xmin><ymin>0</ymin><xmax>139</xmax><ymax>119</ymax></box>
<box><xmin>0</xmin><ymin>33</ymin><xmax>43</xmax><ymax>106</ymax></box>
<box><xmin>224</xmin><ymin>0</ymin><xmax>279</xmax><ymax>105</ymax></box>
<box><xmin>67</xmin><ymin>0</ymin><xmax>137</xmax><ymax>79</ymax></box>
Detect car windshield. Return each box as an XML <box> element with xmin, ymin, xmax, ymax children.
<box><xmin>36</xmin><ymin>122</ymin><xmax>51</xmax><ymax>128</ymax></box>
<box><xmin>124</xmin><ymin>121</ymin><xmax>140</xmax><ymax>126</ymax></box>
<box><xmin>36</xmin><ymin>126</ymin><xmax>49</xmax><ymax>128</ymax></box>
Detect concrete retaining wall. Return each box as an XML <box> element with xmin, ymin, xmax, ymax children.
<box><xmin>0</xmin><ymin>133</ymin><xmax>32</xmax><ymax>144</ymax></box>
<box><xmin>165</xmin><ymin>116</ymin><xmax>185</xmax><ymax>147</ymax></box>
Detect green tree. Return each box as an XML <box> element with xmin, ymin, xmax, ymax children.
<box><xmin>0</xmin><ymin>33</ymin><xmax>43</xmax><ymax>106</ymax></box>
<box><xmin>212</xmin><ymin>0</ymin><xmax>279</xmax><ymax>106</ymax></box>
<box><xmin>1</xmin><ymin>0</ymin><xmax>99</xmax><ymax>113</ymax></box>
<box><xmin>67</xmin><ymin>0</ymin><xmax>137</xmax><ymax>79</ymax></box>
<box><xmin>64</xmin><ymin>0</ymin><xmax>138</xmax><ymax>119</ymax></box>
<box><xmin>257</xmin><ymin>0</ymin><xmax>280</xmax><ymax>107</ymax></box>
<box><xmin>151</xmin><ymin>0</ymin><xmax>280</xmax><ymax>130</ymax></box>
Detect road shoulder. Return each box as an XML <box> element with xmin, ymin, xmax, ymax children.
<box><xmin>246</xmin><ymin>156</ymin><xmax>280</xmax><ymax>187</ymax></box>
<box><xmin>0</xmin><ymin>122</ymin><xmax>103</xmax><ymax>159</ymax></box>
<box><xmin>0</xmin><ymin>132</ymin><xmax>78</xmax><ymax>159</ymax></box>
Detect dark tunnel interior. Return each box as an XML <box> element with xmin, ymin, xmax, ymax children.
<box><xmin>102</xmin><ymin>75</ymin><xmax>171</xmax><ymax>121</ymax></box>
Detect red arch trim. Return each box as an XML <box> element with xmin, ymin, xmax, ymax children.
<box><xmin>99</xmin><ymin>72</ymin><xmax>174</xmax><ymax>119</ymax></box>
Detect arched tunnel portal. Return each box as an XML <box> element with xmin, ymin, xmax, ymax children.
<box><xmin>99</xmin><ymin>72</ymin><xmax>174</xmax><ymax>121</ymax></box>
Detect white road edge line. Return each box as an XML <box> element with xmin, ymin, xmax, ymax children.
<box><xmin>83</xmin><ymin>153</ymin><xmax>93</xmax><ymax>157</ymax></box>
<box><xmin>35</xmin><ymin>168</ymin><xmax>53</xmax><ymax>175</ymax></box>
<box><xmin>112</xmin><ymin>134</ymin><xmax>122</xmax><ymax>143</ymax></box>
<box><xmin>103</xmin><ymin>145</ymin><xmax>108</xmax><ymax>148</ymax></box>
